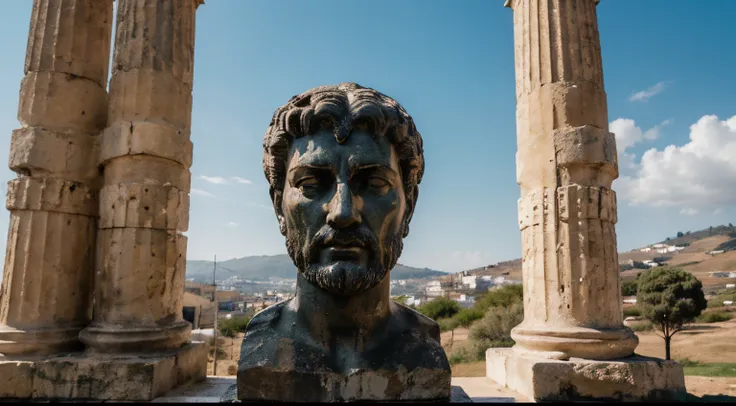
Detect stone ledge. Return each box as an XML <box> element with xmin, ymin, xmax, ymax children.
<box><xmin>219</xmin><ymin>383</ymin><xmax>470</xmax><ymax>403</ymax></box>
<box><xmin>0</xmin><ymin>342</ymin><xmax>207</xmax><ymax>401</ymax></box>
<box><xmin>486</xmin><ymin>348</ymin><xmax>687</xmax><ymax>402</ymax></box>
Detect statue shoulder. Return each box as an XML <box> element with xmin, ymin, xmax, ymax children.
<box><xmin>243</xmin><ymin>300</ymin><xmax>289</xmax><ymax>337</ymax></box>
<box><xmin>391</xmin><ymin>301</ymin><xmax>441</xmax><ymax>341</ymax></box>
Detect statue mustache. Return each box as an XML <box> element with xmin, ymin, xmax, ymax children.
<box><xmin>309</xmin><ymin>225</ymin><xmax>379</xmax><ymax>254</ymax></box>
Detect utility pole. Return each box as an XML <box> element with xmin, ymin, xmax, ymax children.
<box><xmin>213</xmin><ymin>254</ymin><xmax>218</xmax><ymax>376</ymax></box>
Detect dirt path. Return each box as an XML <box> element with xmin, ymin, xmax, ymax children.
<box><xmin>207</xmin><ymin>333</ymin><xmax>243</xmax><ymax>376</ymax></box>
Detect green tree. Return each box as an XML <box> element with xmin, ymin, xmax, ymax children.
<box><xmin>455</xmin><ymin>308</ymin><xmax>484</xmax><ymax>329</ymax></box>
<box><xmin>438</xmin><ymin>317</ymin><xmax>461</xmax><ymax>344</ymax></box>
<box><xmin>621</xmin><ymin>280</ymin><xmax>638</xmax><ymax>297</ymax></box>
<box><xmin>676</xmin><ymin>231</ymin><xmax>684</xmax><ymax>238</ymax></box>
<box><xmin>637</xmin><ymin>268</ymin><xmax>707</xmax><ymax>360</ymax></box>
<box><xmin>416</xmin><ymin>297</ymin><xmax>460</xmax><ymax>320</ymax></box>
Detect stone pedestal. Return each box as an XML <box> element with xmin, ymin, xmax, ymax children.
<box><xmin>0</xmin><ymin>342</ymin><xmax>207</xmax><ymax>401</ymax></box>
<box><xmin>486</xmin><ymin>348</ymin><xmax>687</xmax><ymax>401</ymax></box>
<box><xmin>238</xmin><ymin>366</ymin><xmax>451</xmax><ymax>403</ymax></box>
<box><xmin>79</xmin><ymin>0</ymin><xmax>201</xmax><ymax>353</ymax></box>
<box><xmin>0</xmin><ymin>0</ymin><xmax>112</xmax><ymax>356</ymax></box>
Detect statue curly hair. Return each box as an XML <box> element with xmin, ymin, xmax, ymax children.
<box><xmin>262</xmin><ymin>82</ymin><xmax>425</xmax><ymax>237</ymax></box>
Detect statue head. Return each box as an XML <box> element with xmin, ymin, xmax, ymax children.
<box><xmin>263</xmin><ymin>83</ymin><xmax>424</xmax><ymax>296</ymax></box>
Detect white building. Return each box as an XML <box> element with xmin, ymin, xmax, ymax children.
<box><xmin>461</xmin><ymin>275</ymin><xmax>478</xmax><ymax>289</ymax></box>
<box><xmin>639</xmin><ymin>247</ymin><xmax>652</xmax><ymax>252</ymax></box>
<box><xmin>425</xmin><ymin>281</ymin><xmax>445</xmax><ymax>297</ymax></box>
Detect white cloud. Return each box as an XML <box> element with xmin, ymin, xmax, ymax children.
<box><xmin>190</xmin><ymin>188</ymin><xmax>216</xmax><ymax>198</ymax></box>
<box><xmin>679</xmin><ymin>208</ymin><xmax>699</xmax><ymax>216</ymax></box>
<box><xmin>610</xmin><ymin>118</ymin><xmax>670</xmax><ymax>177</ymax></box>
<box><xmin>231</xmin><ymin>176</ymin><xmax>252</xmax><ymax>185</ymax></box>
<box><xmin>199</xmin><ymin>176</ymin><xmax>229</xmax><ymax>185</ymax></box>
<box><xmin>713</xmin><ymin>208</ymin><xmax>724</xmax><ymax>215</ymax></box>
<box><xmin>615</xmin><ymin>115</ymin><xmax>736</xmax><ymax>209</ymax></box>
<box><xmin>226</xmin><ymin>221</ymin><xmax>239</xmax><ymax>228</ymax></box>
<box><xmin>629</xmin><ymin>81</ymin><xmax>669</xmax><ymax>102</ymax></box>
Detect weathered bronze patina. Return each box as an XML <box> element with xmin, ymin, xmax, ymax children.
<box><xmin>237</xmin><ymin>83</ymin><xmax>451</xmax><ymax>402</ymax></box>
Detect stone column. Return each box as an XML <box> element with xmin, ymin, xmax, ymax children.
<box><xmin>79</xmin><ymin>0</ymin><xmax>202</xmax><ymax>353</ymax></box>
<box><xmin>0</xmin><ymin>0</ymin><xmax>112</xmax><ymax>356</ymax></box>
<box><xmin>487</xmin><ymin>1</ymin><xmax>686</xmax><ymax>401</ymax></box>
<box><xmin>505</xmin><ymin>0</ymin><xmax>637</xmax><ymax>361</ymax></box>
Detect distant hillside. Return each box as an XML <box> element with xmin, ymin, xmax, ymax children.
<box><xmin>185</xmin><ymin>254</ymin><xmax>446</xmax><ymax>282</ymax></box>
<box><xmin>658</xmin><ymin>224</ymin><xmax>735</xmax><ymax>247</ymax></box>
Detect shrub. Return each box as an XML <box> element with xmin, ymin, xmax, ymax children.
<box><xmin>416</xmin><ymin>298</ymin><xmax>461</xmax><ymax>320</ymax></box>
<box><xmin>697</xmin><ymin>312</ymin><xmax>733</xmax><ymax>323</ymax></box>
<box><xmin>678</xmin><ymin>358</ymin><xmax>701</xmax><ymax>367</ymax></box>
<box><xmin>630</xmin><ymin>322</ymin><xmax>653</xmax><ymax>332</ymax></box>
<box><xmin>469</xmin><ymin>303</ymin><xmax>523</xmax><ymax>345</ymax></box>
<box><xmin>218</xmin><ymin>315</ymin><xmax>252</xmax><ymax>337</ymax></box>
<box><xmin>437</xmin><ymin>317</ymin><xmax>460</xmax><ymax>333</ymax></box>
<box><xmin>623</xmin><ymin>306</ymin><xmax>641</xmax><ymax>318</ymax></box>
<box><xmin>713</xmin><ymin>289</ymin><xmax>736</xmax><ymax>306</ymax></box>
<box><xmin>447</xmin><ymin>345</ymin><xmax>470</xmax><ymax>364</ymax></box>
<box><xmin>454</xmin><ymin>308</ymin><xmax>485</xmax><ymax>329</ymax></box>
<box><xmin>474</xmin><ymin>284</ymin><xmax>523</xmax><ymax>313</ymax></box>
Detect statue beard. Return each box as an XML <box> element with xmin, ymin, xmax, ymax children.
<box><xmin>286</xmin><ymin>224</ymin><xmax>404</xmax><ymax>296</ymax></box>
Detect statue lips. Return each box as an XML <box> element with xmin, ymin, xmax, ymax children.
<box><xmin>324</xmin><ymin>245</ymin><xmax>364</xmax><ymax>262</ymax></box>
<box><xmin>311</xmin><ymin>227</ymin><xmax>376</xmax><ymax>266</ymax></box>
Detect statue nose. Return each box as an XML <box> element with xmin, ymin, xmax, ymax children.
<box><xmin>326</xmin><ymin>183</ymin><xmax>361</xmax><ymax>228</ymax></box>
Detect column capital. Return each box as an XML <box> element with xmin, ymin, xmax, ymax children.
<box><xmin>196</xmin><ymin>0</ymin><xmax>204</xmax><ymax>8</ymax></box>
<box><xmin>505</xmin><ymin>0</ymin><xmax>600</xmax><ymax>9</ymax></box>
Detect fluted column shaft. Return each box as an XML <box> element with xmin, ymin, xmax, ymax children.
<box><xmin>506</xmin><ymin>0</ymin><xmax>637</xmax><ymax>360</ymax></box>
<box><xmin>0</xmin><ymin>0</ymin><xmax>112</xmax><ymax>356</ymax></box>
<box><xmin>79</xmin><ymin>0</ymin><xmax>201</xmax><ymax>353</ymax></box>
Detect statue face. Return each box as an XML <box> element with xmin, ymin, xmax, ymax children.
<box><xmin>280</xmin><ymin>129</ymin><xmax>407</xmax><ymax>295</ymax></box>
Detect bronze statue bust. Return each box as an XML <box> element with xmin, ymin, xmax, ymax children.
<box><xmin>237</xmin><ymin>83</ymin><xmax>451</xmax><ymax>402</ymax></box>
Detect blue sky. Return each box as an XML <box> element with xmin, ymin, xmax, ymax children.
<box><xmin>0</xmin><ymin>1</ymin><xmax>734</xmax><ymax>273</ymax></box>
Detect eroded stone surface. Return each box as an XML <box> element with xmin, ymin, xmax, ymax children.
<box><xmin>238</xmin><ymin>302</ymin><xmax>451</xmax><ymax>402</ymax></box>
<box><xmin>487</xmin><ymin>348</ymin><xmax>687</xmax><ymax>402</ymax></box>
<box><xmin>83</xmin><ymin>0</ymin><xmax>200</xmax><ymax>354</ymax></box>
<box><xmin>0</xmin><ymin>0</ymin><xmax>113</xmax><ymax>356</ymax></box>
<box><xmin>0</xmin><ymin>342</ymin><xmax>207</xmax><ymax>401</ymax></box>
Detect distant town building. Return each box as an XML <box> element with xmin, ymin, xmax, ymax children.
<box><xmin>425</xmin><ymin>281</ymin><xmax>445</xmax><ymax>297</ymax></box>
<box><xmin>182</xmin><ymin>292</ymin><xmax>216</xmax><ymax>329</ymax></box>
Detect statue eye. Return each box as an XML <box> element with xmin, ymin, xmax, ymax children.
<box><xmin>367</xmin><ymin>177</ymin><xmax>389</xmax><ymax>190</ymax></box>
<box><xmin>297</xmin><ymin>177</ymin><xmax>320</xmax><ymax>192</ymax></box>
